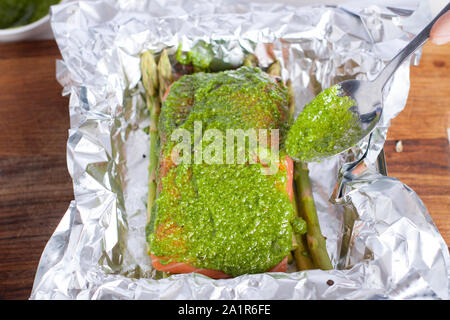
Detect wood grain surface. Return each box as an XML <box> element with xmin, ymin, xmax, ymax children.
<box><xmin>0</xmin><ymin>40</ymin><xmax>448</xmax><ymax>300</ymax></box>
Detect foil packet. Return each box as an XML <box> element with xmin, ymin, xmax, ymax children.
<box><xmin>30</xmin><ymin>0</ymin><xmax>449</xmax><ymax>299</ymax></box>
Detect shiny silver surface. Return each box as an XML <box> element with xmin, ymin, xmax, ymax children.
<box><xmin>29</xmin><ymin>0</ymin><xmax>448</xmax><ymax>300</ymax></box>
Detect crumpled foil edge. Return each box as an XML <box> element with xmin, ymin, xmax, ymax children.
<box><xmin>30</xmin><ymin>0</ymin><xmax>449</xmax><ymax>300</ymax></box>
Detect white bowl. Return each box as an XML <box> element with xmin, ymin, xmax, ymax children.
<box><xmin>0</xmin><ymin>1</ymin><xmax>68</xmax><ymax>43</ymax></box>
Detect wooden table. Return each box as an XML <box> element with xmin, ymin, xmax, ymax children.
<box><xmin>0</xmin><ymin>40</ymin><xmax>449</xmax><ymax>300</ymax></box>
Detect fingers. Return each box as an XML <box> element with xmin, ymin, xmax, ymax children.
<box><xmin>430</xmin><ymin>11</ymin><xmax>450</xmax><ymax>45</ymax></box>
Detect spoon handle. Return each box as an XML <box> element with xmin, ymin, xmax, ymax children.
<box><xmin>374</xmin><ymin>3</ymin><xmax>450</xmax><ymax>90</ymax></box>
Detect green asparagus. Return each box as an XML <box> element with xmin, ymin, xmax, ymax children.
<box><xmin>157</xmin><ymin>49</ymin><xmax>174</xmax><ymax>101</ymax></box>
<box><xmin>140</xmin><ymin>50</ymin><xmax>160</xmax><ymax>224</ymax></box>
<box><xmin>295</xmin><ymin>162</ymin><xmax>333</xmax><ymax>270</ymax></box>
<box><xmin>243</xmin><ymin>53</ymin><xmax>259</xmax><ymax>67</ymax></box>
<box><xmin>267</xmin><ymin>60</ymin><xmax>281</xmax><ymax>77</ymax></box>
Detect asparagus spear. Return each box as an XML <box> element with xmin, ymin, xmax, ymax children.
<box><xmin>288</xmin><ymin>252</ymin><xmax>294</xmax><ymax>264</ymax></box>
<box><xmin>286</xmin><ymin>79</ymin><xmax>295</xmax><ymax>121</ymax></box>
<box><xmin>295</xmin><ymin>162</ymin><xmax>333</xmax><ymax>270</ymax></box>
<box><xmin>267</xmin><ymin>60</ymin><xmax>281</xmax><ymax>77</ymax></box>
<box><xmin>140</xmin><ymin>50</ymin><xmax>160</xmax><ymax>224</ymax></box>
<box><xmin>243</xmin><ymin>53</ymin><xmax>259</xmax><ymax>67</ymax></box>
<box><xmin>143</xmin><ymin>50</ymin><xmax>178</xmax><ymax>278</ymax></box>
<box><xmin>141</xmin><ymin>50</ymin><xmax>158</xmax><ymax>97</ymax></box>
<box><xmin>291</xmin><ymin>190</ymin><xmax>315</xmax><ymax>270</ymax></box>
<box><xmin>157</xmin><ymin>49</ymin><xmax>174</xmax><ymax>101</ymax></box>
<box><xmin>337</xmin><ymin>204</ymin><xmax>358</xmax><ymax>269</ymax></box>
<box><xmin>146</xmin><ymin>95</ymin><xmax>160</xmax><ymax>221</ymax></box>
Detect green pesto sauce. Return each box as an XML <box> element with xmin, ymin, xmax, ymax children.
<box><xmin>292</xmin><ymin>217</ymin><xmax>307</xmax><ymax>235</ymax></box>
<box><xmin>176</xmin><ymin>41</ymin><xmax>214</xmax><ymax>71</ymax></box>
<box><xmin>285</xmin><ymin>85</ymin><xmax>361</xmax><ymax>162</ymax></box>
<box><xmin>0</xmin><ymin>0</ymin><xmax>60</xmax><ymax>29</ymax></box>
<box><xmin>147</xmin><ymin>67</ymin><xmax>295</xmax><ymax>276</ymax></box>
<box><xmin>175</xmin><ymin>41</ymin><xmax>233</xmax><ymax>72</ymax></box>
<box><xmin>159</xmin><ymin>66</ymin><xmax>290</xmax><ymax>142</ymax></box>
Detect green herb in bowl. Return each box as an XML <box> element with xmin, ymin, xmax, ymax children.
<box><xmin>0</xmin><ymin>0</ymin><xmax>60</xmax><ymax>29</ymax></box>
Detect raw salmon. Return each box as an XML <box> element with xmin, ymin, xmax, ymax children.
<box><xmin>150</xmin><ymin>72</ymin><xmax>294</xmax><ymax>279</ymax></box>
<box><xmin>151</xmin><ymin>254</ymin><xmax>288</xmax><ymax>278</ymax></box>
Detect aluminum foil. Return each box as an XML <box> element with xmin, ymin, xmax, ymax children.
<box><xmin>30</xmin><ymin>0</ymin><xmax>449</xmax><ymax>300</ymax></box>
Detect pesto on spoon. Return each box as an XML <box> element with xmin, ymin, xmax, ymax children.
<box><xmin>286</xmin><ymin>4</ymin><xmax>449</xmax><ymax>163</ymax></box>
<box><xmin>285</xmin><ymin>84</ymin><xmax>361</xmax><ymax>162</ymax></box>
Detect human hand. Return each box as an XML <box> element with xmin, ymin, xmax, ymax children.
<box><xmin>430</xmin><ymin>10</ymin><xmax>450</xmax><ymax>45</ymax></box>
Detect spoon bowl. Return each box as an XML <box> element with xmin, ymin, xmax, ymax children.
<box><xmin>337</xmin><ymin>79</ymin><xmax>383</xmax><ymax>142</ymax></box>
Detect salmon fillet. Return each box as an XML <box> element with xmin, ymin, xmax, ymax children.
<box><xmin>148</xmin><ymin>67</ymin><xmax>294</xmax><ymax>278</ymax></box>
<box><xmin>151</xmin><ymin>255</ymin><xmax>289</xmax><ymax>278</ymax></box>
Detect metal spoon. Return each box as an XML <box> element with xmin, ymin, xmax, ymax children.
<box><xmin>315</xmin><ymin>3</ymin><xmax>449</xmax><ymax>161</ymax></box>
